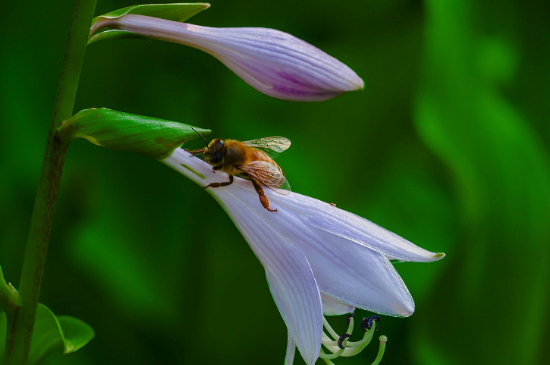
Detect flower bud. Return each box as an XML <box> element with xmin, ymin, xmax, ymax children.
<box><xmin>92</xmin><ymin>14</ymin><xmax>364</xmax><ymax>101</ymax></box>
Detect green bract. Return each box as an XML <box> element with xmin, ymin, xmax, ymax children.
<box><xmin>0</xmin><ymin>304</ymin><xmax>93</xmax><ymax>365</ymax></box>
<box><xmin>0</xmin><ymin>267</ymin><xmax>21</xmax><ymax>315</ymax></box>
<box><xmin>57</xmin><ymin>108</ymin><xmax>210</xmax><ymax>159</ymax></box>
<box><xmin>89</xmin><ymin>3</ymin><xmax>210</xmax><ymax>44</ymax></box>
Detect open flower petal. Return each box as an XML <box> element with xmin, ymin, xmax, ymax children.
<box><xmin>321</xmin><ymin>293</ymin><xmax>354</xmax><ymax>316</ymax></box>
<box><xmin>310</xmin><ymin>229</ymin><xmax>414</xmax><ymax>317</ymax></box>
<box><xmin>106</xmin><ymin>14</ymin><xmax>364</xmax><ymax>101</ymax></box>
<box><xmin>284</xmin><ymin>332</ymin><xmax>296</xmax><ymax>365</ymax></box>
<box><xmin>220</xmin><ymin>194</ymin><xmax>322</xmax><ymax>365</ymax></box>
<box><xmin>231</xmin><ymin>191</ymin><xmax>414</xmax><ymax>316</ymax></box>
<box><xmin>278</xmin><ymin>194</ymin><xmax>445</xmax><ymax>262</ymax></box>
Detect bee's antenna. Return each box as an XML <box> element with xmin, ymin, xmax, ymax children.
<box><xmin>191</xmin><ymin>127</ymin><xmax>209</xmax><ymax>148</ymax></box>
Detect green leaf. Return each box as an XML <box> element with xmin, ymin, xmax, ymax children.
<box><xmin>0</xmin><ymin>310</ymin><xmax>6</xmax><ymax>363</ymax></box>
<box><xmin>57</xmin><ymin>108</ymin><xmax>210</xmax><ymax>160</ymax></box>
<box><xmin>57</xmin><ymin>316</ymin><xmax>95</xmax><ymax>354</ymax></box>
<box><xmin>89</xmin><ymin>3</ymin><xmax>210</xmax><ymax>44</ymax></box>
<box><xmin>29</xmin><ymin>305</ymin><xmax>62</xmax><ymax>364</ymax></box>
<box><xmin>29</xmin><ymin>304</ymin><xmax>94</xmax><ymax>365</ymax></box>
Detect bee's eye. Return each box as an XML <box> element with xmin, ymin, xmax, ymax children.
<box><xmin>210</xmin><ymin>151</ymin><xmax>223</xmax><ymax>164</ymax></box>
<box><xmin>207</xmin><ymin>139</ymin><xmax>224</xmax><ymax>165</ymax></box>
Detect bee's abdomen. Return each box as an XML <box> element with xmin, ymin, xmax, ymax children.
<box><xmin>254</xmin><ymin>150</ymin><xmax>274</xmax><ymax>164</ymax></box>
<box><xmin>254</xmin><ymin>151</ymin><xmax>285</xmax><ymax>177</ymax></box>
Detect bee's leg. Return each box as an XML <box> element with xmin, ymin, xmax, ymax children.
<box><xmin>212</xmin><ymin>164</ymin><xmax>224</xmax><ymax>173</ymax></box>
<box><xmin>203</xmin><ymin>175</ymin><xmax>233</xmax><ymax>189</ymax></box>
<box><xmin>250</xmin><ymin>178</ymin><xmax>277</xmax><ymax>212</ymax></box>
<box><xmin>185</xmin><ymin>148</ymin><xmax>207</xmax><ymax>161</ymax></box>
<box><xmin>186</xmin><ymin>148</ymin><xmax>205</xmax><ymax>155</ymax></box>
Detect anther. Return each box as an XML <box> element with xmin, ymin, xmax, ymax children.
<box><xmin>337</xmin><ymin>334</ymin><xmax>352</xmax><ymax>349</ymax></box>
<box><xmin>346</xmin><ymin>312</ymin><xmax>355</xmax><ymax>325</ymax></box>
<box><xmin>361</xmin><ymin>315</ymin><xmax>381</xmax><ymax>332</ymax></box>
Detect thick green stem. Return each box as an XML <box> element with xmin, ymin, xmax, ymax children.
<box><xmin>3</xmin><ymin>1</ymin><xmax>96</xmax><ymax>364</ymax></box>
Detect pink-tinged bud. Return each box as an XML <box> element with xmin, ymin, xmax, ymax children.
<box><xmin>103</xmin><ymin>15</ymin><xmax>364</xmax><ymax>101</ymax></box>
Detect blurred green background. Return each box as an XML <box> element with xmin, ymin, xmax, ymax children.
<box><xmin>1</xmin><ymin>0</ymin><xmax>549</xmax><ymax>364</ymax></box>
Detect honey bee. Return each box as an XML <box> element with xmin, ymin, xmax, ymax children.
<box><xmin>189</xmin><ymin>130</ymin><xmax>291</xmax><ymax>212</ymax></box>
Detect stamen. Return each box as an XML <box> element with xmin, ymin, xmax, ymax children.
<box><xmin>319</xmin><ymin>349</ymin><xmax>338</xmax><ymax>365</ymax></box>
<box><xmin>322</xmin><ymin>312</ymin><xmax>355</xmax><ymax>354</ymax></box>
<box><xmin>337</xmin><ymin>334</ymin><xmax>351</xmax><ymax>349</ymax></box>
<box><xmin>322</xmin><ymin>331</ymin><xmax>343</xmax><ymax>348</ymax></box>
<box><xmin>345</xmin><ymin>315</ymin><xmax>354</xmax><ymax>337</ymax></box>
<box><xmin>340</xmin><ymin>327</ymin><xmax>375</xmax><ymax>357</ymax></box>
<box><xmin>319</xmin><ymin>346</ymin><xmax>345</xmax><ymax>360</ymax></box>
<box><xmin>322</xmin><ymin>317</ymin><xmax>340</xmax><ymax>340</ymax></box>
<box><xmin>320</xmin><ymin>314</ymin><xmax>387</xmax><ymax>364</ymax></box>
<box><xmin>361</xmin><ymin>315</ymin><xmax>381</xmax><ymax>332</ymax></box>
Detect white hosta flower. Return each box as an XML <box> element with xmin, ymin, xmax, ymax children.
<box><xmin>162</xmin><ymin>148</ymin><xmax>444</xmax><ymax>364</ymax></box>
<box><xmin>92</xmin><ymin>14</ymin><xmax>364</xmax><ymax>101</ymax></box>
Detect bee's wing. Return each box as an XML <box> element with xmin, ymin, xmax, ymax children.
<box><xmin>242</xmin><ymin>137</ymin><xmax>291</xmax><ymax>159</ymax></box>
<box><xmin>239</xmin><ymin>160</ymin><xmax>291</xmax><ymax>195</ymax></box>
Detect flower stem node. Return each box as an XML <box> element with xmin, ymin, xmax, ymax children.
<box><xmin>0</xmin><ymin>266</ymin><xmax>22</xmax><ymax>315</ymax></box>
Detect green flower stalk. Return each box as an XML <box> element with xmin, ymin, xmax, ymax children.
<box><xmin>3</xmin><ymin>1</ymin><xmax>97</xmax><ymax>364</ymax></box>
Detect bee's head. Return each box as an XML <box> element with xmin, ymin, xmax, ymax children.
<box><xmin>205</xmin><ymin>139</ymin><xmax>224</xmax><ymax>165</ymax></box>
<box><xmin>191</xmin><ymin>128</ymin><xmax>224</xmax><ymax>165</ymax></box>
